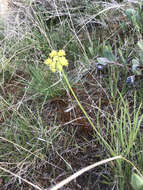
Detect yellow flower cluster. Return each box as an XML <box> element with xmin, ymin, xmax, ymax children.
<box><xmin>45</xmin><ymin>50</ymin><xmax>68</xmax><ymax>72</ymax></box>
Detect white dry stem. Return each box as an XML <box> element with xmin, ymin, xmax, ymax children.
<box><xmin>0</xmin><ymin>0</ymin><xmax>8</xmax><ymax>18</ymax></box>
<box><xmin>50</xmin><ymin>155</ymin><xmax>122</xmax><ymax>190</ymax></box>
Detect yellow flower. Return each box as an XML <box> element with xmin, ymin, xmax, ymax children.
<box><xmin>59</xmin><ymin>56</ymin><xmax>68</xmax><ymax>66</ymax></box>
<box><xmin>45</xmin><ymin>58</ymin><xmax>52</xmax><ymax>65</ymax></box>
<box><xmin>56</xmin><ymin>64</ymin><xmax>63</xmax><ymax>71</ymax></box>
<box><xmin>50</xmin><ymin>68</ymin><xmax>56</xmax><ymax>72</ymax></box>
<box><xmin>45</xmin><ymin>50</ymin><xmax>68</xmax><ymax>72</ymax></box>
<box><xmin>58</xmin><ymin>50</ymin><xmax>66</xmax><ymax>57</ymax></box>
<box><xmin>53</xmin><ymin>56</ymin><xmax>59</xmax><ymax>64</ymax></box>
<box><xmin>49</xmin><ymin>50</ymin><xmax>58</xmax><ymax>58</ymax></box>
<box><xmin>50</xmin><ymin>63</ymin><xmax>56</xmax><ymax>72</ymax></box>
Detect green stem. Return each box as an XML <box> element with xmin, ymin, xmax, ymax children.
<box><xmin>62</xmin><ymin>69</ymin><xmax>115</xmax><ymax>156</ymax></box>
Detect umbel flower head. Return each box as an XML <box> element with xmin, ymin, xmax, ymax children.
<box><xmin>45</xmin><ymin>50</ymin><xmax>68</xmax><ymax>72</ymax></box>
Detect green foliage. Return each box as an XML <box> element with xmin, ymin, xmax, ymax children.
<box><xmin>26</xmin><ymin>65</ymin><xmax>64</xmax><ymax>98</ymax></box>
<box><xmin>130</xmin><ymin>40</ymin><xmax>143</xmax><ymax>76</ymax></box>
<box><xmin>132</xmin><ymin>58</ymin><xmax>141</xmax><ymax>76</ymax></box>
<box><xmin>118</xmin><ymin>49</ymin><xmax>127</xmax><ymax>65</ymax></box>
<box><xmin>125</xmin><ymin>5</ymin><xmax>143</xmax><ymax>33</ymax></box>
<box><xmin>102</xmin><ymin>45</ymin><xmax>115</xmax><ymax>62</ymax></box>
<box><xmin>138</xmin><ymin>40</ymin><xmax>143</xmax><ymax>51</ymax></box>
<box><xmin>131</xmin><ymin>172</ymin><xmax>143</xmax><ymax>190</ymax></box>
<box><xmin>95</xmin><ymin>45</ymin><xmax>116</xmax><ymax>69</ymax></box>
